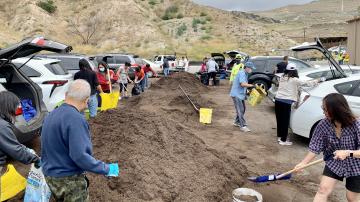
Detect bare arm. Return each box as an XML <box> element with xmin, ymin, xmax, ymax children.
<box><xmin>240</xmin><ymin>82</ymin><xmax>254</xmax><ymax>88</ymax></box>
<box><xmin>294</xmin><ymin>152</ymin><xmax>317</xmax><ymax>171</ymax></box>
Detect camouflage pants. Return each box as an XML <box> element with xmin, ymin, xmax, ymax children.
<box><xmin>45</xmin><ymin>174</ymin><xmax>89</xmax><ymax>202</ymax></box>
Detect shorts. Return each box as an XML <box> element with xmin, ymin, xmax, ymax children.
<box><xmin>323</xmin><ymin>166</ymin><xmax>360</xmax><ymax>193</ymax></box>
<box><xmin>45</xmin><ymin>174</ymin><xmax>89</xmax><ymax>201</ymax></box>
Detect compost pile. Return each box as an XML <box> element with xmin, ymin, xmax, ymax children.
<box><xmin>88</xmin><ymin>73</ymin><xmax>248</xmax><ymax>201</ymax></box>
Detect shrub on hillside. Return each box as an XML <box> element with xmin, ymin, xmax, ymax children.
<box><xmin>177</xmin><ymin>23</ymin><xmax>187</xmax><ymax>36</ymax></box>
<box><xmin>37</xmin><ymin>0</ymin><xmax>57</xmax><ymax>14</ymax></box>
<box><xmin>200</xmin><ymin>35</ymin><xmax>212</xmax><ymax>41</ymax></box>
<box><xmin>177</xmin><ymin>13</ymin><xmax>184</xmax><ymax>19</ymax></box>
<box><xmin>162</xmin><ymin>5</ymin><xmax>179</xmax><ymax>20</ymax></box>
<box><xmin>200</xmin><ymin>12</ymin><xmax>207</xmax><ymax>17</ymax></box>
<box><xmin>148</xmin><ymin>0</ymin><xmax>157</xmax><ymax>6</ymax></box>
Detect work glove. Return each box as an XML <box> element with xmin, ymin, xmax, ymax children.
<box><xmin>26</xmin><ymin>148</ymin><xmax>36</xmax><ymax>155</ymax></box>
<box><xmin>34</xmin><ymin>159</ymin><xmax>41</xmax><ymax>169</ymax></box>
<box><xmin>106</xmin><ymin>163</ymin><xmax>119</xmax><ymax>177</ymax></box>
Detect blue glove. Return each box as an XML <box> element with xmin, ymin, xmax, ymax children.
<box><xmin>106</xmin><ymin>163</ymin><xmax>119</xmax><ymax>177</ymax></box>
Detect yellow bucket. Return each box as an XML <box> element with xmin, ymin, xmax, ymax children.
<box><xmin>248</xmin><ymin>87</ymin><xmax>267</xmax><ymax>107</ymax></box>
<box><xmin>199</xmin><ymin>108</ymin><xmax>212</xmax><ymax>124</ymax></box>
<box><xmin>100</xmin><ymin>92</ymin><xmax>120</xmax><ymax>111</ymax></box>
<box><xmin>1</xmin><ymin>164</ymin><xmax>26</xmax><ymax>201</ymax></box>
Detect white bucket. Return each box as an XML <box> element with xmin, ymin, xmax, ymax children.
<box><xmin>232</xmin><ymin>188</ymin><xmax>263</xmax><ymax>202</ymax></box>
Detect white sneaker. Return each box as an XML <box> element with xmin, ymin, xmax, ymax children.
<box><xmin>279</xmin><ymin>140</ymin><xmax>293</xmax><ymax>146</ymax></box>
<box><xmin>240</xmin><ymin>126</ymin><xmax>251</xmax><ymax>132</ymax></box>
<box><xmin>277</xmin><ymin>137</ymin><xmax>281</xmax><ymax>142</ymax></box>
<box><xmin>233</xmin><ymin>122</ymin><xmax>240</xmax><ymax>127</ymax></box>
<box><xmin>118</xmin><ymin>97</ymin><xmax>122</xmax><ymax>100</ymax></box>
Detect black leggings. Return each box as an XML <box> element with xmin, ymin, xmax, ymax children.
<box><xmin>275</xmin><ymin>100</ymin><xmax>292</xmax><ymax>141</ymax></box>
<box><xmin>208</xmin><ymin>72</ymin><xmax>217</xmax><ymax>86</ymax></box>
<box><xmin>119</xmin><ymin>83</ymin><xmax>128</xmax><ymax>93</ymax></box>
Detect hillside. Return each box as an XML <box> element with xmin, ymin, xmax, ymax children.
<box><xmin>257</xmin><ymin>0</ymin><xmax>360</xmax><ymax>40</ymax></box>
<box><xmin>0</xmin><ymin>0</ymin><xmax>295</xmax><ymax>59</ymax></box>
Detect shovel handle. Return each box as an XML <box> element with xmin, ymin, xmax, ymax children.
<box><xmin>107</xmin><ymin>68</ymin><xmax>112</xmax><ymax>93</ymax></box>
<box><xmin>276</xmin><ymin>159</ymin><xmax>324</xmax><ymax>179</ymax></box>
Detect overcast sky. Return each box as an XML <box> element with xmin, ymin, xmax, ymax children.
<box><xmin>192</xmin><ymin>0</ymin><xmax>314</xmax><ymax>11</ymax></box>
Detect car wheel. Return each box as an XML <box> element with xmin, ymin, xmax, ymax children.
<box><xmin>253</xmin><ymin>80</ymin><xmax>269</xmax><ymax>91</ymax></box>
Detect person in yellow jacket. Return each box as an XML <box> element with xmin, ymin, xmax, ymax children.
<box><xmin>229</xmin><ymin>54</ymin><xmax>244</xmax><ymax>84</ymax></box>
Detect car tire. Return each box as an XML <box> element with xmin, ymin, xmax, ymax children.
<box><xmin>253</xmin><ymin>80</ymin><xmax>269</xmax><ymax>91</ymax></box>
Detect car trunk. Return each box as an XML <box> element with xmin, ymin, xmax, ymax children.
<box><xmin>291</xmin><ymin>38</ymin><xmax>346</xmax><ymax>80</ymax></box>
<box><xmin>211</xmin><ymin>53</ymin><xmax>225</xmax><ymax>69</ymax></box>
<box><xmin>0</xmin><ymin>37</ymin><xmax>71</xmax><ymax>142</ymax></box>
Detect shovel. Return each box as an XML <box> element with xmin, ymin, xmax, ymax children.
<box><xmin>248</xmin><ymin>159</ymin><xmax>324</xmax><ymax>183</ymax></box>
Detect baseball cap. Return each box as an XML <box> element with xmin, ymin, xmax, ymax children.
<box><xmin>244</xmin><ymin>62</ymin><xmax>256</xmax><ymax>70</ymax></box>
<box><xmin>286</xmin><ymin>63</ymin><xmax>297</xmax><ymax>71</ymax></box>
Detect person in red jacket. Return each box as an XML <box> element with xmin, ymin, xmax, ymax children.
<box><xmin>142</xmin><ymin>64</ymin><xmax>157</xmax><ymax>88</ymax></box>
<box><xmin>96</xmin><ymin>61</ymin><xmax>113</xmax><ymax>93</ymax></box>
<box><xmin>135</xmin><ymin>66</ymin><xmax>145</xmax><ymax>93</ymax></box>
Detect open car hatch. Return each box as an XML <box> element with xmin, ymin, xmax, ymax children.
<box><xmin>290</xmin><ymin>38</ymin><xmax>346</xmax><ymax>78</ymax></box>
<box><xmin>0</xmin><ymin>36</ymin><xmax>72</xmax><ymax>61</ymax></box>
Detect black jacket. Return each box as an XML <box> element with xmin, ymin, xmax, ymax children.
<box><xmin>0</xmin><ymin>117</ymin><xmax>39</xmax><ymax>166</ymax></box>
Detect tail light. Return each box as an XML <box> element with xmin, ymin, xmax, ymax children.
<box><xmin>15</xmin><ymin>105</ymin><xmax>23</xmax><ymax>116</ymax></box>
<box><xmin>42</xmin><ymin>80</ymin><xmax>68</xmax><ymax>97</ymax></box>
<box><xmin>42</xmin><ymin>80</ymin><xmax>68</xmax><ymax>86</ymax></box>
<box><xmin>31</xmin><ymin>37</ymin><xmax>45</xmax><ymax>46</ymax></box>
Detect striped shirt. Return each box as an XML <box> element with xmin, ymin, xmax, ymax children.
<box><xmin>309</xmin><ymin>119</ymin><xmax>360</xmax><ymax>177</ymax></box>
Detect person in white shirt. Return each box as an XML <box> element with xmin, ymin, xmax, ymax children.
<box><xmin>206</xmin><ymin>58</ymin><xmax>219</xmax><ymax>86</ymax></box>
<box><xmin>184</xmin><ymin>56</ymin><xmax>189</xmax><ymax>72</ymax></box>
<box><xmin>275</xmin><ymin>63</ymin><xmax>321</xmax><ymax>146</ymax></box>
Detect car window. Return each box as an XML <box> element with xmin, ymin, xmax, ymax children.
<box><xmin>307</xmin><ymin>71</ymin><xmax>325</xmax><ymax>79</ymax></box>
<box><xmin>14</xmin><ymin>63</ymin><xmax>41</xmax><ymax>77</ymax></box>
<box><xmin>156</xmin><ymin>56</ymin><xmax>161</xmax><ymax>62</ymax></box>
<box><xmin>251</xmin><ymin>60</ymin><xmax>266</xmax><ymax>73</ymax></box>
<box><xmin>291</xmin><ymin>60</ymin><xmax>311</xmax><ymax>70</ymax></box>
<box><xmin>350</xmin><ymin>80</ymin><xmax>360</xmax><ymax>97</ymax></box>
<box><xmin>57</xmin><ymin>58</ymin><xmax>80</xmax><ymax>70</ymax></box>
<box><xmin>334</xmin><ymin>80</ymin><xmax>359</xmax><ymax>95</ymax></box>
<box><xmin>344</xmin><ymin>69</ymin><xmax>360</xmax><ymax>75</ymax></box>
<box><xmin>268</xmin><ymin>59</ymin><xmax>282</xmax><ymax>73</ymax></box>
<box><xmin>45</xmin><ymin>62</ymin><xmax>68</xmax><ymax>75</ymax></box>
<box><xmin>135</xmin><ymin>58</ymin><xmax>143</xmax><ymax>65</ymax></box>
<box><xmin>115</xmin><ymin>56</ymin><xmax>131</xmax><ymax>64</ymax></box>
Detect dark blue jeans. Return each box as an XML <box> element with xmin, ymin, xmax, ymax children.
<box><xmin>139</xmin><ymin>79</ymin><xmax>145</xmax><ymax>92</ymax></box>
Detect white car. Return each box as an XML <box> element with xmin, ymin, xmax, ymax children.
<box><xmin>290</xmin><ymin>75</ymin><xmax>360</xmax><ymax>138</ymax></box>
<box><xmin>153</xmin><ymin>55</ymin><xmax>177</xmax><ymax>68</ymax></box>
<box><xmin>142</xmin><ymin>58</ymin><xmax>162</xmax><ymax>73</ymax></box>
<box><xmin>268</xmin><ymin>66</ymin><xmax>360</xmax><ymax>102</ymax></box>
<box><xmin>12</xmin><ymin>57</ymin><xmax>73</xmax><ymax>111</ymax></box>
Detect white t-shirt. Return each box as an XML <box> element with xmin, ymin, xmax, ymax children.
<box><xmin>276</xmin><ymin>76</ymin><xmax>318</xmax><ymax>102</ymax></box>
<box><xmin>117</xmin><ymin>66</ymin><xmax>128</xmax><ymax>84</ymax></box>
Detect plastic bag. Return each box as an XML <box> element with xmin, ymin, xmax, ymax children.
<box><xmin>23</xmin><ymin>164</ymin><xmax>51</xmax><ymax>202</ymax></box>
<box><xmin>21</xmin><ymin>99</ymin><xmax>37</xmax><ymax>122</ymax></box>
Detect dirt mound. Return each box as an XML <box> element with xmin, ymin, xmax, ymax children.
<box><xmin>152</xmin><ymin>73</ymin><xmax>209</xmax><ymax>94</ymax></box>
<box><xmin>87</xmin><ymin>73</ymin><xmax>248</xmax><ymax>201</ymax></box>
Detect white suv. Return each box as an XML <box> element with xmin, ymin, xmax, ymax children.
<box><xmin>12</xmin><ymin>57</ymin><xmax>73</xmax><ymax>111</ymax></box>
